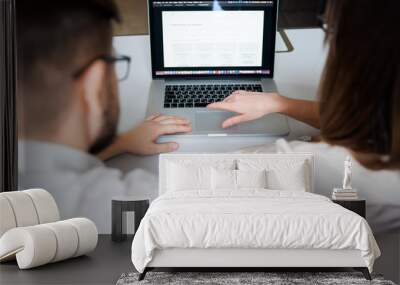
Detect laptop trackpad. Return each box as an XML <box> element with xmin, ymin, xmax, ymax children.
<box><xmin>195</xmin><ymin>111</ymin><xmax>239</xmax><ymax>133</ymax></box>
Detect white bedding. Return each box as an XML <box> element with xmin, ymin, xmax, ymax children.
<box><xmin>131</xmin><ymin>190</ymin><xmax>380</xmax><ymax>273</ymax></box>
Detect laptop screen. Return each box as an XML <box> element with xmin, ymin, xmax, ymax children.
<box><xmin>149</xmin><ymin>0</ymin><xmax>278</xmax><ymax>78</ymax></box>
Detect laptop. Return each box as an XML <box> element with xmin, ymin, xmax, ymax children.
<box><xmin>146</xmin><ymin>0</ymin><xmax>289</xmax><ymax>137</ymax></box>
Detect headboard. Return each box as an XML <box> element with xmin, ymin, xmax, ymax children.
<box><xmin>159</xmin><ymin>153</ymin><xmax>314</xmax><ymax>195</ymax></box>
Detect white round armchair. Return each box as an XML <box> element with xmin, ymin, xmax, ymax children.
<box><xmin>0</xmin><ymin>189</ymin><xmax>98</xmax><ymax>269</ymax></box>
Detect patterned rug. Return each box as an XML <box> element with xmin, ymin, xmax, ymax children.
<box><xmin>117</xmin><ymin>272</ymin><xmax>396</xmax><ymax>285</ymax></box>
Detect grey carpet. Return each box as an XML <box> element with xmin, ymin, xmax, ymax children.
<box><xmin>117</xmin><ymin>272</ymin><xmax>396</xmax><ymax>285</ymax></box>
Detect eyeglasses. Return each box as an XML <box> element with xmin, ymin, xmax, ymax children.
<box><xmin>73</xmin><ymin>54</ymin><xmax>132</xmax><ymax>81</ymax></box>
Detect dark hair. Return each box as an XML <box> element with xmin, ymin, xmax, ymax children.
<box><xmin>319</xmin><ymin>0</ymin><xmax>400</xmax><ymax>170</ymax></box>
<box><xmin>16</xmin><ymin>0</ymin><xmax>120</xmax><ymax>136</ymax></box>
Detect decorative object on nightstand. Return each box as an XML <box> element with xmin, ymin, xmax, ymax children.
<box><xmin>332</xmin><ymin>199</ymin><xmax>366</xmax><ymax>218</ymax></box>
<box><xmin>112</xmin><ymin>196</ymin><xmax>150</xmax><ymax>242</ymax></box>
<box><xmin>332</xmin><ymin>156</ymin><xmax>359</xmax><ymax>200</ymax></box>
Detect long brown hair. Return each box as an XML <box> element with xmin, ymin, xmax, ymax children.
<box><xmin>319</xmin><ymin>0</ymin><xmax>400</xmax><ymax>170</ymax></box>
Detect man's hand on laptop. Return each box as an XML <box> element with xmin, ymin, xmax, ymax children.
<box><xmin>207</xmin><ymin>91</ymin><xmax>285</xmax><ymax>128</ymax></box>
<box><xmin>97</xmin><ymin>114</ymin><xmax>192</xmax><ymax>160</ymax></box>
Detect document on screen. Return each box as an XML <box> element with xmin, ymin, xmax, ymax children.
<box><xmin>162</xmin><ymin>10</ymin><xmax>265</xmax><ymax>68</ymax></box>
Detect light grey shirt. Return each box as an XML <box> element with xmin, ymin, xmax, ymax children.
<box><xmin>18</xmin><ymin>139</ymin><xmax>400</xmax><ymax>234</ymax></box>
<box><xmin>18</xmin><ymin>140</ymin><xmax>157</xmax><ymax>234</ymax></box>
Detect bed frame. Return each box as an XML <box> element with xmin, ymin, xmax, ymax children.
<box><xmin>139</xmin><ymin>248</ymin><xmax>371</xmax><ymax>280</ymax></box>
<box><xmin>137</xmin><ymin>154</ymin><xmax>372</xmax><ymax>281</ymax></box>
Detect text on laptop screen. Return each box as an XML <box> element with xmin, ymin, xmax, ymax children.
<box><xmin>162</xmin><ymin>11</ymin><xmax>264</xmax><ymax>68</ymax></box>
<box><xmin>149</xmin><ymin>0</ymin><xmax>277</xmax><ymax>78</ymax></box>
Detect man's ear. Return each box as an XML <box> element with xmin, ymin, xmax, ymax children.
<box><xmin>77</xmin><ymin>60</ymin><xmax>107</xmax><ymax>146</ymax></box>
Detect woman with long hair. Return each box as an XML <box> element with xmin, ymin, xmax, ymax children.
<box><xmin>207</xmin><ymin>0</ymin><xmax>400</xmax><ymax>234</ymax></box>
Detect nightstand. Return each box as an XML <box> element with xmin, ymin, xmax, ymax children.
<box><xmin>332</xmin><ymin>199</ymin><xmax>366</xmax><ymax>218</ymax></box>
<box><xmin>112</xmin><ymin>196</ymin><xmax>150</xmax><ymax>242</ymax></box>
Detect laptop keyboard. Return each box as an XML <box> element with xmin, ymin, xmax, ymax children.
<box><xmin>164</xmin><ymin>84</ymin><xmax>263</xmax><ymax>108</ymax></box>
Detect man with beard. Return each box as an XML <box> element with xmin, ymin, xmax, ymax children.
<box><xmin>16</xmin><ymin>0</ymin><xmax>191</xmax><ymax>233</ymax></box>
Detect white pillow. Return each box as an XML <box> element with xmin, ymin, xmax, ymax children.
<box><xmin>267</xmin><ymin>163</ymin><xmax>307</xmax><ymax>191</ymax></box>
<box><xmin>238</xmin><ymin>159</ymin><xmax>309</xmax><ymax>191</ymax></box>
<box><xmin>167</xmin><ymin>162</ymin><xmax>212</xmax><ymax>191</ymax></box>
<box><xmin>237</xmin><ymin>169</ymin><xmax>267</xmax><ymax>189</ymax></box>
<box><xmin>211</xmin><ymin>168</ymin><xmax>237</xmax><ymax>190</ymax></box>
<box><xmin>211</xmin><ymin>169</ymin><xmax>268</xmax><ymax>190</ymax></box>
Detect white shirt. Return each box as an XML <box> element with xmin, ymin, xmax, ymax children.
<box><xmin>237</xmin><ymin>139</ymin><xmax>400</xmax><ymax>234</ymax></box>
<box><xmin>18</xmin><ymin>141</ymin><xmax>157</xmax><ymax>234</ymax></box>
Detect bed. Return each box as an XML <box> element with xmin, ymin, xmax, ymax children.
<box><xmin>131</xmin><ymin>154</ymin><xmax>380</xmax><ymax>281</ymax></box>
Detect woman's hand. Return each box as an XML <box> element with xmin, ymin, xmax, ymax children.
<box><xmin>208</xmin><ymin>91</ymin><xmax>321</xmax><ymax>129</ymax></box>
<box><xmin>207</xmin><ymin>91</ymin><xmax>285</xmax><ymax>128</ymax></box>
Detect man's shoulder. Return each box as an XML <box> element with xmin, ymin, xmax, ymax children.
<box><xmin>19</xmin><ymin>140</ymin><xmax>105</xmax><ymax>171</ymax></box>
